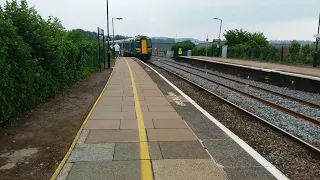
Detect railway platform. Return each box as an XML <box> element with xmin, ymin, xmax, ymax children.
<box><xmin>179</xmin><ymin>56</ymin><xmax>320</xmax><ymax>93</ymax></box>
<box><xmin>52</xmin><ymin>57</ymin><xmax>287</xmax><ymax>180</ymax></box>
<box><xmin>190</xmin><ymin>56</ymin><xmax>320</xmax><ymax>79</ymax></box>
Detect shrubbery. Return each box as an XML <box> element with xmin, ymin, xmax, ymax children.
<box><xmin>171</xmin><ymin>40</ymin><xmax>196</xmax><ymax>57</ymax></box>
<box><xmin>178</xmin><ymin>28</ymin><xmax>317</xmax><ymax>65</ymax></box>
<box><xmin>0</xmin><ymin>0</ymin><xmax>101</xmax><ymax>125</ymax></box>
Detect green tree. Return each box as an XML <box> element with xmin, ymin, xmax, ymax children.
<box><xmin>152</xmin><ymin>38</ymin><xmax>175</xmax><ymax>43</ymax></box>
<box><xmin>260</xmin><ymin>44</ymin><xmax>277</xmax><ymax>61</ymax></box>
<box><xmin>224</xmin><ymin>29</ymin><xmax>250</xmax><ymax>46</ymax></box>
<box><xmin>172</xmin><ymin>40</ymin><xmax>196</xmax><ymax>57</ymax></box>
<box><xmin>192</xmin><ymin>44</ymin><xmax>217</xmax><ymax>57</ymax></box>
<box><xmin>289</xmin><ymin>41</ymin><xmax>301</xmax><ymax>62</ymax></box>
<box><xmin>114</xmin><ymin>34</ymin><xmax>131</xmax><ymax>40</ymax></box>
<box><xmin>301</xmin><ymin>44</ymin><xmax>313</xmax><ymax>64</ymax></box>
<box><xmin>71</xmin><ymin>29</ymin><xmax>98</xmax><ymax>41</ymax></box>
<box><xmin>224</xmin><ymin>29</ymin><xmax>268</xmax><ymax>48</ymax></box>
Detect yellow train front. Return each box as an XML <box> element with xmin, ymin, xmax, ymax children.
<box><xmin>115</xmin><ymin>35</ymin><xmax>152</xmax><ymax>61</ymax></box>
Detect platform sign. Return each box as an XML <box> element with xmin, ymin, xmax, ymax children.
<box><xmin>313</xmin><ymin>34</ymin><xmax>320</xmax><ymax>38</ymax></box>
<box><xmin>98</xmin><ymin>28</ymin><xmax>104</xmax><ymax>35</ymax></box>
<box><xmin>178</xmin><ymin>48</ymin><xmax>182</xmax><ymax>55</ymax></box>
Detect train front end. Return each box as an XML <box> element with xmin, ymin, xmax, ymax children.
<box><xmin>135</xmin><ymin>36</ymin><xmax>152</xmax><ymax>61</ymax></box>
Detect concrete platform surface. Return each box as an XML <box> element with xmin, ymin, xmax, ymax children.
<box><xmin>54</xmin><ymin>57</ymin><xmax>284</xmax><ymax>180</ymax></box>
<box><xmin>192</xmin><ymin>56</ymin><xmax>320</xmax><ymax>78</ymax></box>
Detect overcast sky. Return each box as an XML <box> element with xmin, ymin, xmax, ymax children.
<box><xmin>1</xmin><ymin>0</ymin><xmax>320</xmax><ymax>41</ymax></box>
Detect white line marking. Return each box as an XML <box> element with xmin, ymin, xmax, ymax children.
<box><xmin>138</xmin><ymin>58</ymin><xmax>289</xmax><ymax>180</ymax></box>
<box><xmin>167</xmin><ymin>92</ymin><xmax>186</xmax><ymax>106</ymax></box>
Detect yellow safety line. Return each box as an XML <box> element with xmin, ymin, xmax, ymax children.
<box><xmin>124</xmin><ymin>57</ymin><xmax>153</xmax><ymax>180</ymax></box>
<box><xmin>50</xmin><ymin>70</ymin><xmax>114</xmax><ymax>180</ymax></box>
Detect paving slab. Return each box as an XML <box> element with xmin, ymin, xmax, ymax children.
<box><xmin>77</xmin><ymin>130</ymin><xmax>89</xmax><ymax>144</ymax></box>
<box><xmin>93</xmin><ymin>105</ymin><xmax>121</xmax><ymax>112</ymax></box>
<box><xmin>84</xmin><ymin>120</ymin><xmax>120</xmax><ymax>129</ymax></box>
<box><xmin>120</xmin><ymin>119</ymin><xmax>154</xmax><ymax>129</ymax></box>
<box><xmin>97</xmin><ymin>100</ymin><xmax>135</xmax><ymax>106</ymax></box>
<box><xmin>139</xmin><ymin>84</ymin><xmax>158</xmax><ymax>88</ymax></box>
<box><xmin>121</xmin><ymin>105</ymin><xmax>149</xmax><ymax>112</ymax></box>
<box><xmin>203</xmin><ymin>139</ymin><xmax>261</xmax><ymax>167</ymax></box>
<box><xmin>147</xmin><ymin>129</ymin><xmax>197</xmax><ymax>141</ymax></box>
<box><xmin>113</xmin><ymin>142</ymin><xmax>162</xmax><ymax>160</ymax></box>
<box><xmin>137</xmin><ymin>87</ymin><xmax>159</xmax><ymax>91</ymax></box>
<box><xmin>139</xmin><ymin>100</ymin><xmax>171</xmax><ymax>106</ymax></box>
<box><xmin>138</xmin><ymin>92</ymin><xmax>164</xmax><ymax>97</ymax></box>
<box><xmin>99</xmin><ymin>96</ymin><xmax>123</xmax><ymax>101</ymax></box>
<box><xmin>103</xmin><ymin>89</ymin><xmax>124</xmax><ymax>93</ymax></box>
<box><xmin>85</xmin><ymin>130</ymin><xmax>139</xmax><ymax>143</ymax></box>
<box><xmin>147</xmin><ymin>105</ymin><xmax>175</xmax><ymax>112</ymax></box>
<box><xmin>159</xmin><ymin>141</ymin><xmax>209</xmax><ymax>159</ymax></box>
<box><xmin>108</xmin><ymin>82</ymin><xmax>131</xmax><ymax>86</ymax></box>
<box><xmin>122</xmin><ymin>96</ymin><xmax>135</xmax><ymax>101</ymax></box>
<box><xmin>67</xmin><ymin>161</ymin><xmax>141</xmax><ymax>180</ymax></box>
<box><xmin>106</xmin><ymin>85</ymin><xmax>132</xmax><ymax>90</ymax></box>
<box><xmin>89</xmin><ymin>111</ymin><xmax>136</xmax><ymax>120</ymax></box>
<box><xmin>143</xmin><ymin>97</ymin><xmax>168</xmax><ymax>101</ymax></box>
<box><xmin>153</xmin><ymin>119</ymin><xmax>188</xmax><ymax>129</ymax></box>
<box><xmin>152</xmin><ymin>159</ymin><xmax>226</xmax><ymax>180</ymax></box>
<box><xmin>143</xmin><ymin>112</ymin><xmax>181</xmax><ymax>119</ymax></box>
<box><xmin>57</xmin><ymin>163</ymin><xmax>73</xmax><ymax>180</ymax></box>
<box><xmin>102</xmin><ymin>92</ymin><xmax>133</xmax><ymax>97</ymax></box>
<box><xmin>68</xmin><ymin>143</ymin><xmax>115</xmax><ymax>162</ymax></box>
<box><xmin>224</xmin><ymin>167</ymin><xmax>277</xmax><ymax>180</ymax></box>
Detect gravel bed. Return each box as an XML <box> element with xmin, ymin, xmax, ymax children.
<box><xmin>148</xmin><ymin>62</ymin><xmax>320</xmax><ymax>180</ymax></box>
<box><xmin>159</xmin><ymin>59</ymin><xmax>320</xmax><ymax>121</ymax></box>
<box><xmin>156</xmin><ymin>57</ymin><xmax>320</xmax><ymax>106</ymax></box>
<box><xmin>152</xmin><ymin>60</ymin><xmax>320</xmax><ymax>147</ymax></box>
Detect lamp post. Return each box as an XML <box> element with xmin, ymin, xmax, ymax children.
<box><xmin>213</xmin><ymin>17</ymin><xmax>222</xmax><ymax>57</ymax></box>
<box><xmin>313</xmin><ymin>13</ymin><xmax>320</xmax><ymax>67</ymax></box>
<box><xmin>112</xmin><ymin>17</ymin><xmax>123</xmax><ymax>44</ymax></box>
<box><xmin>105</xmin><ymin>0</ymin><xmax>111</xmax><ymax>68</ymax></box>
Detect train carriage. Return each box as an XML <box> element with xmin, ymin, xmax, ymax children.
<box><xmin>114</xmin><ymin>35</ymin><xmax>152</xmax><ymax>61</ymax></box>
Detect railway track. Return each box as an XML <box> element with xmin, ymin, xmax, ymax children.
<box><xmin>150</xmin><ymin>58</ymin><xmax>320</xmax><ymax>154</ymax></box>
<box><xmin>164</xmin><ymin>59</ymin><xmax>320</xmax><ymax>109</ymax></box>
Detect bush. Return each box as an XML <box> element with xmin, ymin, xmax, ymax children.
<box><xmin>192</xmin><ymin>44</ymin><xmax>217</xmax><ymax>57</ymax></box>
<box><xmin>288</xmin><ymin>41</ymin><xmax>301</xmax><ymax>62</ymax></box>
<box><xmin>0</xmin><ymin>0</ymin><xmax>100</xmax><ymax>126</ymax></box>
<box><xmin>172</xmin><ymin>40</ymin><xmax>196</xmax><ymax>57</ymax></box>
<box><xmin>301</xmin><ymin>44</ymin><xmax>313</xmax><ymax>64</ymax></box>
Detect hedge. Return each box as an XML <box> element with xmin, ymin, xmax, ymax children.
<box><xmin>0</xmin><ymin>0</ymin><xmax>101</xmax><ymax>126</ymax></box>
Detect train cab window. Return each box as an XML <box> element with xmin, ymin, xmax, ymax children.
<box><xmin>136</xmin><ymin>41</ymin><xmax>141</xmax><ymax>48</ymax></box>
<box><xmin>147</xmin><ymin>39</ymin><xmax>152</xmax><ymax>48</ymax></box>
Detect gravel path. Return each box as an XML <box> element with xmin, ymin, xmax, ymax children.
<box><xmin>151</xmin><ymin>59</ymin><xmax>320</xmax><ymax>148</ymax></box>
<box><xmin>148</xmin><ymin>62</ymin><xmax>320</xmax><ymax>180</ymax></box>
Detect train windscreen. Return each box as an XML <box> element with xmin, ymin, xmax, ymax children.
<box><xmin>147</xmin><ymin>39</ymin><xmax>152</xmax><ymax>48</ymax></box>
<box><xmin>135</xmin><ymin>41</ymin><xmax>141</xmax><ymax>48</ymax></box>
